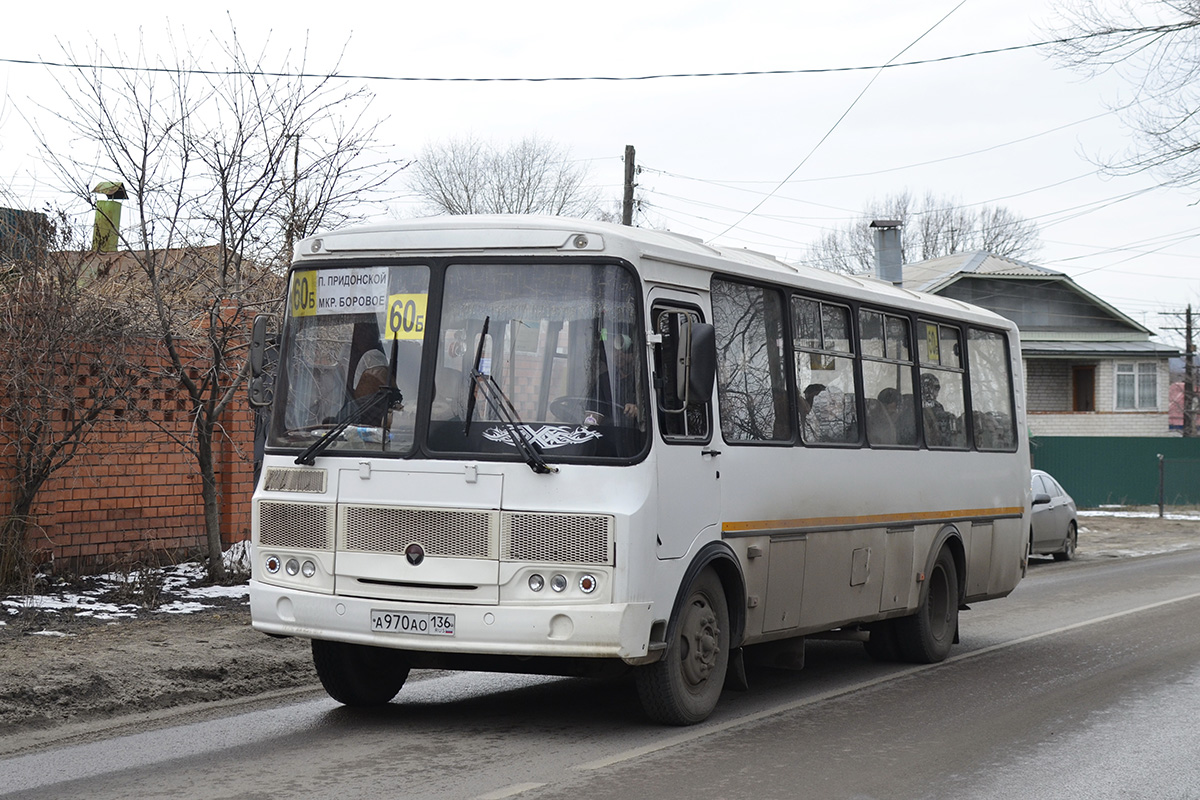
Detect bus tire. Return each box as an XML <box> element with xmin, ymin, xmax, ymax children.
<box><xmin>311</xmin><ymin>639</ymin><xmax>411</xmax><ymax>706</ymax></box>
<box><xmin>635</xmin><ymin>568</ymin><xmax>729</xmax><ymax>725</ymax></box>
<box><xmin>895</xmin><ymin>546</ymin><xmax>958</xmax><ymax>664</ymax></box>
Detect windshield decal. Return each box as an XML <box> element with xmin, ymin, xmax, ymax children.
<box><xmin>483</xmin><ymin>425</ymin><xmax>603</xmax><ymax>450</ymax></box>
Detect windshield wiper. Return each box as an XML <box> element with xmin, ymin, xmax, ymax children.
<box><xmin>293</xmin><ymin>385</ymin><xmax>402</xmax><ymax>466</ymax></box>
<box><xmin>463</xmin><ymin>316</ymin><xmax>489</xmax><ymax>438</ymax></box>
<box><xmin>470</xmin><ymin>371</ymin><xmax>557</xmax><ymax>475</ymax></box>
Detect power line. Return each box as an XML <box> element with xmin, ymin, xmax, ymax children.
<box><xmin>707</xmin><ymin>1</ymin><xmax>971</xmax><ymax>243</ymax></box>
<box><xmin>642</xmin><ymin>110</ymin><xmax>1121</xmax><ymax>187</ymax></box>
<box><xmin>0</xmin><ymin>30</ymin><xmax>1123</xmax><ymax>84</ymax></box>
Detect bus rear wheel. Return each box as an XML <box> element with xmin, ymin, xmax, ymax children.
<box><xmin>895</xmin><ymin>547</ymin><xmax>959</xmax><ymax>664</ymax></box>
<box><xmin>311</xmin><ymin>639</ymin><xmax>411</xmax><ymax>706</ymax></box>
<box><xmin>635</xmin><ymin>568</ymin><xmax>730</xmax><ymax>725</ymax></box>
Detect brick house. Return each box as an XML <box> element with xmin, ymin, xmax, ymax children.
<box><xmin>898</xmin><ymin>251</ymin><xmax>1179</xmax><ymax>437</ymax></box>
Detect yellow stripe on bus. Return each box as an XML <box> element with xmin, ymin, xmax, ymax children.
<box><xmin>721</xmin><ymin>507</ymin><xmax>1025</xmax><ymax>534</ymax></box>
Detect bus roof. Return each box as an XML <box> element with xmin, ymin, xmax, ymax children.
<box><xmin>296</xmin><ymin>215</ymin><xmax>1016</xmax><ymax>331</ymax></box>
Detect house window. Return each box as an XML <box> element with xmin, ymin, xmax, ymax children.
<box><xmin>1115</xmin><ymin>362</ymin><xmax>1158</xmax><ymax>410</ymax></box>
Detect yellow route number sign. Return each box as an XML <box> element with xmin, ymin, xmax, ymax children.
<box><xmin>386</xmin><ymin>293</ymin><xmax>427</xmax><ymax>340</ymax></box>
<box><xmin>290</xmin><ymin>270</ymin><xmax>318</xmax><ymax>318</ymax></box>
<box><xmin>924</xmin><ymin>323</ymin><xmax>940</xmax><ymax>364</ymax></box>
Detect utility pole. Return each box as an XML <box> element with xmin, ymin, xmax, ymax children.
<box><xmin>621</xmin><ymin>145</ymin><xmax>636</xmax><ymax>226</ymax></box>
<box><xmin>1160</xmin><ymin>307</ymin><xmax>1197</xmax><ymax>436</ymax></box>
<box><xmin>1187</xmin><ymin>305</ymin><xmax>1196</xmax><ymax>437</ymax></box>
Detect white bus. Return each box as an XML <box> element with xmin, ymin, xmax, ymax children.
<box><xmin>248</xmin><ymin>215</ymin><xmax>1029</xmax><ymax>725</ymax></box>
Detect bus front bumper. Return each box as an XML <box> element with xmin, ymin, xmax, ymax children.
<box><xmin>249</xmin><ymin>580</ymin><xmax>657</xmax><ymax>662</ymax></box>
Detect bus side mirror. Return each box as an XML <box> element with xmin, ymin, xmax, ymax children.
<box><xmin>248</xmin><ymin>315</ymin><xmax>274</xmax><ymax>408</ymax></box>
<box><xmin>688</xmin><ymin>323</ymin><xmax>717</xmax><ymax>402</ymax></box>
<box><xmin>250</xmin><ymin>314</ymin><xmax>270</xmax><ymax>377</ymax></box>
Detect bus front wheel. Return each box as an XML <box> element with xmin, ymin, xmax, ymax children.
<box><xmin>311</xmin><ymin>639</ymin><xmax>411</xmax><ymax>706</ymax></box>
<box><xmin>895</xmin><ymin>547</ymin><xmax>959</xmax><ymax>664</ymax></box>
<box><xmin>635</xmin><ymin>567</ymin><xmax>730</xmax><ymax>725</ymax></box>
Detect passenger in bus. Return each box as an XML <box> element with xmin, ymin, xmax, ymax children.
<box><xmin>921</xmin><ymin>373</ymin><xmax>962</xmax><ymax>447</ymax></box>
<box><xmin>887</xmin><ymin>388</ymin><xmax>918</xmax><ymax>446</ymax></box>
<box><xmin>335</xmin><ymin>349</ymin><xmax>397</xmax><ymax>425</ymax></box>
<box><xmin>867</xmin><ymin>388</ymin><xmax>898</xmax><ymax>445</ymax></box>
<box><xmin>801</xmin><ymin>382</ymin><xmax>856</xmax><ymax>443</ymax></box>
<box><xmin>799</xmin><ymin>383</ymin><xmax>825</xmax><ymax>441</ymax></box>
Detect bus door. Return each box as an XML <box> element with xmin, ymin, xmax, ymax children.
<box><xmin>649</xmin><ymin>297</ymin><xmax>721</xmax><ymax>559</ymax></box>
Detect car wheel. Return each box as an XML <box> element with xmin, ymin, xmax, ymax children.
<box><xmin>1053</xmin><ymin>521</ymin><xmax>1078</xmax><ymax>562</ymax></box>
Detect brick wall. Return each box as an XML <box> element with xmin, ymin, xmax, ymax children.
<box><xmin>1026</xmin><ymin>360</ymin><xmax>1070</xmax><ymax>412</ymax></box>
<box><xmin>0</xmin><ymin>343</ymin><xmax>256</xmax><ymax>572</ymax></box>
<box><xmin>1028</xmin><ymin>411</ymin><xmax>1174</xmax><ymax>437</ymax></box>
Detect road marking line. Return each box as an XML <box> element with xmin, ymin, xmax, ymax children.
<box><xmin>476</xmin><ymin>783</ymin><xmax>547</xmax><ymax>799</ymax></box>
<box><xmin>574</xmin><ymin>589</ymin><xmax>1200</xmax><ymax>773</ymax></box>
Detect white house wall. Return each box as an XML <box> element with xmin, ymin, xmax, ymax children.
<box><xmin>1023</xmin><ymin>357</ymin><xmax>1176</xmax><ymax>437</ymax></box>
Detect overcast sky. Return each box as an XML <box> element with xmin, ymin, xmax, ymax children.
<box><xmin>2</xmin><ymin>1</ymin><xmax>1197</xmax><ymax>344</ymax></box>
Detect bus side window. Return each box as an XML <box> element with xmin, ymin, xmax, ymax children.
<box><xmin>918</xmin><ymin>321</ymin><xmax>968</xmax><ymax>449</ymax></box>
<box><xmin>653</xmin><ymin>307</ymin><xmax>712</xmax><ymax>440</ymax></box>
<box><xmin>711</xmin><ymin>279</ymin><xmax>791</xmax><ymax>443</ymax></box>
<box><xmin>967</xmin><ymin>327</ymin><xmax>1017</xmax><ymax>451</ymax></box>
<box><xmin>793</xmin><ymin>296</ymin><xmax>860</xmax><ymax>445</ymax></box>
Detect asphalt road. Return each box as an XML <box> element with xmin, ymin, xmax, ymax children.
<box><xmin>3</xmin><ymin>551</ymin><xmax>1200</xmax><ymax>800</ymax></box>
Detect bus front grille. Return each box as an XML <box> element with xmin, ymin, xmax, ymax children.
<box><xmin>334</xmin><ymin>505</ymin><xmax>615</xmax><ymax>566</ymax></box>
<box><xmin>501</xmin><ymin>511</ymin><xmax>614</xmax><ymax>565</ymax></box>
<box><xmin>340</xmin><ymin>505</ymin><xmax>495</xmax><ymax>559</ymax></box>
<box><xmin>258</xmin><ymin>501</ymin><xmax>334</xmax><ymax>550</ymax></box>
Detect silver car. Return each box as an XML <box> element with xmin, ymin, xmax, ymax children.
<box><xmin>1030</xmin><ymin>469</ymin><xmax>1078</xmax><ymax>561</ymax></box>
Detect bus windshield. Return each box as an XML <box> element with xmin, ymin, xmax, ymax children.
<box><xmin>428</xmin><ymin>262</ymin><xmax>647</xmax><ymax>461</ymax></box>
<box><xmin>270</xmin><ymin>264</ymin><xmax>430</xmax><ymax>457</ymax></box>
<box><xmin>269</xmin><ymin>260</ymin><xmax>648</xmax><ymax>462</ymax></box>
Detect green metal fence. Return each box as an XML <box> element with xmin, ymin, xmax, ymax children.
<box><xmin>1030</xmin><ymin>436</ymin><xmax>1200</xmax><ymax>508</ymax></box>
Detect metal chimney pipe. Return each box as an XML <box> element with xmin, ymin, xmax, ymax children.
<box><xmin>870</xmin><ymin>220</ymin><xmax>902</xmax><ymax>286</ymax></box>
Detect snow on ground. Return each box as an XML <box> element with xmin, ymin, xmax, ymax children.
<box><xmin>1</xmin><ymin>541</ymin><xmax>251</xmax><ymax>626</ymax></box>
<box><xmin>1080</xmin><ymin>509</ymin><xmax>1200</xmax><ymax>521</ymax></box>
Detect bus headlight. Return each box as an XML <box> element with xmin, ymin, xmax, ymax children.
<box><xmin>550</xmin><ymin>574</ymin><xmax>568</xmax><ymax>592</ymax></box>
<box><xmin>528</xmin><ymin>573</ymin><xmax>545</xmax><ymax>592</ymax></box>
<box><xmin>579</xmin><ymin>574</ymin><xmax>598</xmax><ymax>594</ymax></box>
<box><xmin>301</xmin><ymin>560</ymin><xmax>317</xmax><ymax>578</ymax></box>
<box><xmin>265</xmin><ymin>555</ymin><xmax>281</xmax><ymax>574</ymax></box>
<box><xmin>285</xmin><ymin>558</ymin><xmax>300</xmax><ymax>576</ymax></box>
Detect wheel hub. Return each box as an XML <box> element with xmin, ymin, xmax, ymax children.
<box><xmin>679</xmin><ymin>598</ymin><xmax>721</xmax><ymax>687</ymax></box>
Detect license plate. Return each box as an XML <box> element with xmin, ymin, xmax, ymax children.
<box><xmin>370</xmin><ymin>609</ymin><xmax>455</xmax><ymax>636</ymax></box>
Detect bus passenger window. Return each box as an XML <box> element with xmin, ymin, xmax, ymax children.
<box><xmin>793</xmin><ymin>297</ymin><xmax>859</xmax><ymax>445</ymax></box>
<box><xmin>711</xmin><ymin>279</ymin><xmax>790</xmax><ymax>442</ymax></box>
<box><xmin>860</xmin><ymin>309</ymin><xmax>917</xmax><ymax>447</ymax></box>
<box><xmin>919</xmin><ymin>321</ymin><xmax>968</xmax><ymax>449</ymax></box>
<box><xmin>968</xmin><ymin>328</ymin><xmax>1017</xmax><ymax>451</ymax></box>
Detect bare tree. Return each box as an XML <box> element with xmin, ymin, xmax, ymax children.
<box><xmin>32</xmin><ymin>26</ymin><xmax>399</xmax><ymax>580</ymax></box>
<box><xmin>0</xmin><ymin>210</ymin><xmax>142</xmax><ymax>589</ymax></box>
<box><xmin>806</xmin><ymin>190</ymin><xmax>1042</xmax><ymax>274</ymax></box>
<box><xmin>409</xmin><ymin>135</ymin><xmax>603</xmax><ymax>217</ymax></box>
<box><xmin>1048</xmin><ymin>1</ymin><xmax>1200</xmax><ymax>187</ymax></box>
